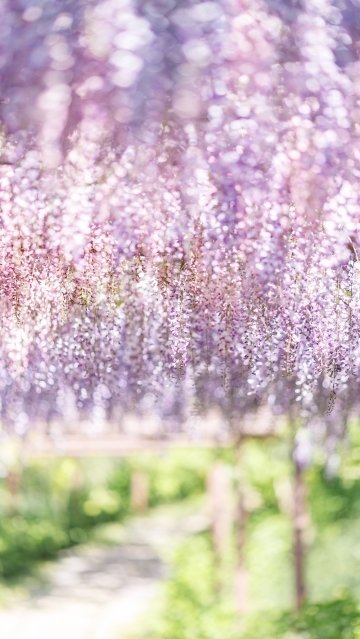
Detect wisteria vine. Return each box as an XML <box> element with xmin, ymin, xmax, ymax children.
<box><xmin>0</xmin><ymin>0</ymin><xmax>360</xmax><ymax>445</ymax></box>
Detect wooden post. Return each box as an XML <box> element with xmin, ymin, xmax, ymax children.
<box><xmin>130</xmin><ymin>469</ymin><xmax>149</xmax><ymax>513</ymax></box>
<box><xmin>235</xmin><ymin>444</ymin><xmax>248</xmax><ymax>613</ymax></box>
<box><xmin>207</xmin><ymin>463</ymin><xmax>233</xmax><ymax>591</ymax></box>
<box><xmin>235</xmin><ymin>484</ymin><xmax>248</xmax><ymax>612</ymax></box>
<box><xmin>6</xmin><ymin>469</ymin><xmax>20</xmax><ymax>517</ymax></box>
<box><xmin>293</xmin><ymin>456</ymin><xmax>306</xmax><ymax>609</ymax></box>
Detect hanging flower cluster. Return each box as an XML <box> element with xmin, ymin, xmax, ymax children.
<box><xmin>1</xmin><ymin>0</ymin><xmax>360</xmax><ymax>438</ymax></box>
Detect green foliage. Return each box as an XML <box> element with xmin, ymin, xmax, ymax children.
<box><xmin>142</xmin><ymin>438</ymin><xmax>360</xmax><ymax>639</ymax></box>
<box><xmin>0</xmin><ymin>518</ymin><xmax>69</xmax><ymax>577</ymax></box>
<box><xmin>239</xmin><ymin>439</ymin><xmax>292</xmax><ymax>523</ymax></box>
<box><xmin>146</xmin><ymin>449</ymin><xmax>213</xmax><ymax>506</ymax></box>
<box><xmin>241</xmin><ymin>595</ymin><xmax>360</xmax><ymax>639</ymax></box>
<box><xmin>146</xmin><ymin>533</ymin><xmax>239</xmax><ymax>639</ymax></box>
<box><xmin>307</xmin><ymin>466</ymin><xmax>360</xmax><ymax>528</ymax></box>
<box><xmin>146</xmin><ymin>530</ymin><xmax>360</xmax><ymax>639</ymax></box>
<box><xmin>0</xmin><ymin>448</ymin><xmax>211</xmax><ymax>580</ymax></box>
<box><xmin>246</xmin><ymin>514</ymin><xmax>293</xmax><ymax>610</ymax></box>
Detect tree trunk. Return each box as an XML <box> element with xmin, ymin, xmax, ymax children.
<box><xmin>293</xmin><ymin>457</ymin><xmax>306</xmax><ymax>609</ymax></box>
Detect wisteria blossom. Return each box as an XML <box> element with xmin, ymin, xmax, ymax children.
<box><xmin>0</xmin><ymin>0</ymin><xmax>360</xmax><ymax>442</ymax></box>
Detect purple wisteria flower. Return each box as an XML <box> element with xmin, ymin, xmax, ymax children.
<box><xmin>0</xmin><ymin>0</ymin><xmax>359</xmax><ymax>441</ymax></box>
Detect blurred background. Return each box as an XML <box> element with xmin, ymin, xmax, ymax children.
<box><xmin>1</xmin><ymin>425</ymin><xmax>360</xmax><ymax>638</ymax></box>
<box><xmin>1</xmin><ymin>1</ymin><xmax>360</xmax><ymax>637</ymax></box>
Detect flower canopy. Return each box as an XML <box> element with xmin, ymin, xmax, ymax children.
<box><xmin>0</xmin><ymin>0</ymin><xmax>360</xmax><ymax>438</ymax></box>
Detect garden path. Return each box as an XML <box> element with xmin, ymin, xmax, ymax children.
<box><xmin>0</xmin><ymin>501</ymin><xmax>208</xmax><ymax>639</ymax></box>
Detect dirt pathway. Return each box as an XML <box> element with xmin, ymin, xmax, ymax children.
<box><xmin>0</xmin><ymin>501</ymin><xmax>208</xmax><ymax>639</ymax></box>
